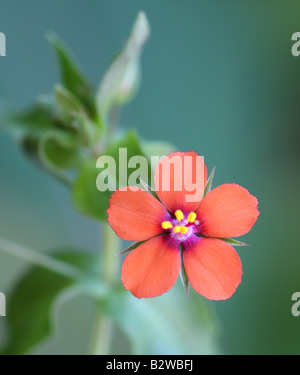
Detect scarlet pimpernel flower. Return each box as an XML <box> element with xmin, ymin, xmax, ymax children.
<box><xmin>107</xmin><ymin>151</ymin><xmax>259</xmax><ymax>300</ymax></box>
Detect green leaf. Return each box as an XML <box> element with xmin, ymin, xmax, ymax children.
<box><xmin>72</xmin><ymin>159</ymin><xmax>112</xmax><ymax>221</ymax></box>
<box><xmin>72</xmin><ymin>129</ymin><xmax>150</xmax><ymax>221</ymax></box>
<box><xmin>220</xmin><ymin>238</ymin><xmax>249</xmax><ymax>247</ymax></box>
<box><xmin>204</xmin><ymin>166</ymin><xmax>216</xmax><ymax>196</ymax></box>
<box><xmin>20</xmin><ymin>125</ymin><xmax>83</xmax><ymax>187</ymax></box>
<box><xmin>3</xmin><ymin>103</ymin><xmax>84</xmax><ymax>182</ymax></box>
<box><xmin>39</xmin><ymin>129</ymin><xmax>81</xmax><ymax>171</ymax></box>
<box><xmin>4</xmin><ymin>103</ymin><xmax>55</xmax><ymax>140</ymax></box>
<box><xmin>96</xmin><ymin>12</ymin><xmax>150</xmax><ymax>122</ymax></box>
<box><xmin>76</xmin><ymin>113</ymin><xmax>102</xmax><ymax>147</ymax></box>
<box><xmin>0</xmin><ymin>250</ymin><xmax>100</xmax><ymax>355</ymax></box>
<box><xmin>47</xmin><ymin>32</ymin><xmax>96</xmax><ymax>118</ymax></box>
<box><xmin>105</xmin><ymin>289</ymin><xmax>220</xmax><ymax>355</ymax></box>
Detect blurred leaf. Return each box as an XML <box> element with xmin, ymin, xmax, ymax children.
<box><xmin>72</xmin><ymin>159</ymin><xmax>112</xmax><ymax>221</ymax></box>
<box><xmin>75</xmin><ymin>112</ymin><xmax>103</xmax><ymax>148</ymax></box>
<box><xmin>2</xmin><ymin>103</ymin><xmax>82</xmax><ymax>177</ymax></box>
<box><xmin>5</xmin><ymin>102</ymin><xmax>98</xmax><ymax>183</ymax></box>
<box><xmin>39</xmin><ymin>129</ymin><xmax>82</xmax><ymax>171</ymax></box>
<box><xmin>4</xmin><ymin>104</ymin><xmax>55</xmax><ymax>139</ymax></box>
<box><xmin>1</xmin><ymin>250</ymin><xmax>99</xmax><ymax>355</ymax></box>
<box><xmin>72</xmin><ymin>129</ymin><xmax>149</xmax><ymax>221</ymax></box>
<box><xmin>96</xmin><ymin>12</ymin><xmax>150</xmax><ymax>122</ymax></box>
<box><xmin>54</xmin><ymin>84</ymin><xmax>102</xmax><ymax>146</ymax></box>
<box><xmin>105</xmin><ymin>288</ymin><xmax>220</xmax><ymax>355</ymax></box>
<box><xmin>47</xmin><ymin>32</ymin><xmax>97</xmax><ymax>118</ymax></box>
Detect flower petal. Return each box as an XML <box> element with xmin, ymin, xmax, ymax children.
<box><xmin>121</xmin><ymin>236</ymin><xmax>181</xmax><ymax>298</ymax></box>
<box><xmin>197</xmin><ymin>183</ymin><xmax>259</xmax><ymax>238</ymax></box>
<box><xmin>154</xmin><ymin>151</ymin><xmax>207</xmax><ymax>214</ymax></box>
<box><xmin>183</xmin><ymin>238</ymin><xmax>242</xmax><ymax>300</ymax></box>
<box><xmin>107</xmin><ymin>187</ymin><xmax>168</xmax><ymax>241</ymax></box>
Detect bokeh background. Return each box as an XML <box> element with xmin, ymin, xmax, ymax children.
<box><xmin>1</xmin><ymin>0</ymin><xmax>300</xmax><ymax>354</ymax></box>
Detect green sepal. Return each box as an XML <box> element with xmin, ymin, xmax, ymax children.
<box><xmin>116</xmin><ymin>241</ymin><xmax>145</xmax><ymax>256</ymax></box>
<box><xmin>47</xmin><ymin>32</ymin><xmax>97</xmax><ymax>119</ymax></box>
<box><xmin>179</xmin><ymin>246</ymin><xmax>189</xmax><ymax>298</ymax></box>
<box><xmin>220</xmin><ymin>238</ymin><xmax>249</xmax><ymax>247</ymax></box>
<box><xmin>204</xmin><ymin>166</ymin><xmax>216</xmax><ymax>196</ymax></box>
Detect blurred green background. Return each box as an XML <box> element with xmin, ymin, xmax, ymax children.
<box><xmin>1</xmin><ymin>0</ymin><xmax>300</xmax><ymax>354</ymax></box>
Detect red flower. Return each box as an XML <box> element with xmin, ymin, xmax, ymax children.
<box><xmin>107</xmin><ymin>151</ymin><xmax>259</xmax><ymax>300</ymax></box>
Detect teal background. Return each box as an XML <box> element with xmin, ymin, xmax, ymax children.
<box><xmin>1</xmin><ymin>0</ymin><xmax>300</xmax><ymax>354</ymax></box>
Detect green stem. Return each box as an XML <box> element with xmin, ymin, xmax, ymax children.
<box><xmin>89</xmin><ymin>223</ymin><xmax>120</xmax><ymax>355</ymax></box>
<box><xmin>0</xmin><ymin>236</ymin><xmax>84</xmax><ymax>280</ymax></box>
<box><xmin>108</xmin><ymin>105</ymin><xmax>120</xmax><ymax>137</ymax></box>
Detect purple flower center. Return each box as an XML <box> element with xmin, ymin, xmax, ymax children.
<box><xmin>161</xmin><ymin>209</ymin><xmax>200</xmax><ymax>244</ymax></box>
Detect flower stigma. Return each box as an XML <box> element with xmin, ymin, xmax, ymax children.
<box><xmin>161</xmin><ymin>209</ymin><xmax>198</xmax><ymax>242</ymax></box>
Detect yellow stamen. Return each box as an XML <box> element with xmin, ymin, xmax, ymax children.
<box><xmin>161</xmin><ymin>221</ymin><xmax>173</xmax><ymax>230</ymax></box>
<box><xmin>180</xmin><ymin>226</ymin><xmax>188</xmax><ymax>234</ymax></box>
<box><xmin>187</xmin><ymin>212</ymin><xmax>197</xmax><ymax>223</ymax></box>
<box><xmin>173</xmin><ymin>226</ymin><xmax>181</xmax><ymax>233</ymax></box>
<box><xmin>174</xmin><ymin>210</ymin><xmax>184</xmax><ymax>222</ymax></box>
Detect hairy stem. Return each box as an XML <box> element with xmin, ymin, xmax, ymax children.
<box><xmin>89</xmin><ymin>223</ymin><xmax>120</xmax><ymax>355</ymax></box>
<box><xmin>0</xmin><ymin>236</ymin><xmax>84</xmax><ymax>280</ymax></box>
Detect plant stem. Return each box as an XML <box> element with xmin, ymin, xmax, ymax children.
<box><xmin>108</xmin><ymin>105</ymin><xmax>120</xmax><ymax>140</ymax></box>
<box><xmin>89</xmin><ymin>223</ymin><xmax>120</xmax><ymax>355</ymax></box>
<box><xmin>0</xmin><ymin>236</ymin><xmax>84</xmax><ymax>280</ymax></box>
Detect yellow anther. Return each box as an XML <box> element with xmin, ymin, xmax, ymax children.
<box><xmin>173</xmin><ymin>226</ymin><xmax>181</xmax><ymax>233</ymax></box>
<box><xmin>180</xmin><ymin>226</ymin><xmax>188</xmax><ymax>234</ymax></box>
<box><xmin>187</xmin><ymin>212</ymin><xmax>197</xmax><ymax>223</ymax></box>
<box><xmin>161</xmin><ymin>221</ymin><xmax>173</xmax><ymax>230</ymax></box>
<box><xmin>174</xmin><ymin>210</ymin><xmax>184</xmax><ymax>222</ymax></box>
